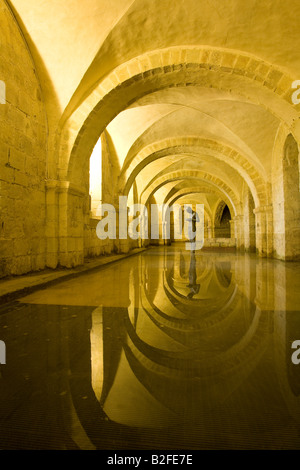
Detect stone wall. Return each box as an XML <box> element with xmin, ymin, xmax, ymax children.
<box><xmin>84</xmin><ymin>131</ymin><xmax>137</xmax><ymax>257</ymax></box>
<box><xmin>204</xmin><ymin>238</ymin><xmax>236</xmax><ymax>249</ymax></box>
<box><xmin>243</xmin><ymin>186</ymin><xmax>256</xmax><ymax>252</ymax></box>
<box><xmin>282</xmin><ymin>135</ymin><xmax>300</xmax><ymax>260</ymax></box>
<box><xmin>273</xmin><ymin>131</ymin><xmax>300</xmax><ymax>260</ymax></box>
<box><xmin>0</xmin><ymin>1</ymin><xmax>47</xmax><ymax>277</ymax></box>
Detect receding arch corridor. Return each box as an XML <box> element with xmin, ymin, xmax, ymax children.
<box><xmin>1</xmin><ymin>0</ymin><xmax>300</xmax><ymax>452</ymax></box>
<box><xmin>0</xmin><ymin>246</ymin><xmax>299</xmax><ymax>450</ymax></box>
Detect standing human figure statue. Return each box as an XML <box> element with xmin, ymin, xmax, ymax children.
<box><xmin>186</xmin><ymin>206</ymin><xmax>199</xmax><ymax>252</ymax></box>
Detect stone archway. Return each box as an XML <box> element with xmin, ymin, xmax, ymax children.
<box><xmin>214</xmin><ymin>200</ymin><xmax>231</xmax><ymax>239</ymax></box>
<box><xmin>49</xmin><ymin>47</ymin><xmax>300</xmax><ymax>267</ymax></box>
<box><xmin>273</xmin><ymin>127</ymin><xmax>300</xmax><ymax>260</ymax></box>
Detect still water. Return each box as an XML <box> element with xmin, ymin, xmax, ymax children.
<box><xmin>0</xmin><ymin>246</ymin><xmax>299</xmax><ymax>449</ymax></box>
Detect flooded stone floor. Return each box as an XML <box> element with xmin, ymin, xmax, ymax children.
<box><xmin>0</xmin><ymin>246</ymin><xmax>299</xmax><ymax>449</ymax></box>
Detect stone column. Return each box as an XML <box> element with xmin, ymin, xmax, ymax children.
<box><xmin>204</xmin><ymin>220</ymin><xmax>209</xmax><ymax>239</ymax></box>
<box><xmin>229</xmin><ymin>220</ymin><xmax>235</xmax><ymax>240</ymax></box>
<box><xmin>253</xmin><ymin>205</ymin><xmax>273</xmax><ymax>257</ymax></box>
<box><xmin>46</xmin><ymin>181</ymin><xmax>59</xmax><ymax>268</ymax></box>
<box><xmin>46</xmin><ymin>180</ymin><xmax>85</xmax><ymax>268</ymax></box>
<box><xmin>58</xmin><ymin>182</ymin><xmax>85</xmax><ymax>267</ymax></box>
<box><xmin>232</xmin><ymin>215</ymin><xmax>244</xmax><ymax>251</ymax></box>
<box><xmin>211</xmin><ymin>219</ymin><xmax>215</xmax><ymax>239</ymax></box>
<box><xmin>255</xmin><ymin>259</ymin><xmax>274</xmax><ymax>311</ymax></box>
<box><xmin>243</xmin><ymin>189</ymin><xmax>256</xmax><ymax>252</ymax></box>
<box><xmin>148</xmin><ymin>203</ymin><xmax>160</xmax><ymax>246</ymax></box>
<box><xmin>207</xmin><ymin>221</ymin><xmax>212</xmax><ymax>239</ymax></box>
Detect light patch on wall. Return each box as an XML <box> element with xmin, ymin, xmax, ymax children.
<box><xmin>0</xmin><ymin>340</ymin><xmax>6</xmax><ymax>364</ymax></box>
<box><xmin>0</xmin><ymin>80</ymin><xmax>6</xmax><ymax>104</ymax></box>
<box><xmin>89</xmin><ymin>137</ymin><xmax>102</xmax><ymax>214</ymax></box>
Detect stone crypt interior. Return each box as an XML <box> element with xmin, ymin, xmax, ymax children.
<box><xmin>0</xmin><ymin>0</ymin><xmax>300</xmax><ymax>450</ymax></box>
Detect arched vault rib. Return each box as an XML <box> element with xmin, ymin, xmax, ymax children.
<box><xmin>119</xmin><ymin>137</ymin><xmax>267</xmax><ymax>206</ymax></box>
<box><xmin>165</xmin><ymin>199</ymin><xmax>213</xmax><ymax>225</ymax></box>
<box><xmin>165</xmin><ymin>188</ymin><xmax>234</xmax><ymax>220</ymax></box>
<box><xmin>167</xmin><ymin>195</ymin><xmax>213</xmax><ymax>223</ymax></box>
<box><xmin>140</xmin><ymin>170</ymin><xmax>240</xmax><ymax>216</ymax></box>
<box><xmin>214</xmin><ymin>199</ymin><xmax>228</xmax><ymax>226</ymax></box>
<box><xmin>121</xmin><ymin>104</ymin><xmax>268</xmax><ymax>177</ymax></box>
<box><xmin>58</xmin><ymin>46</ymin><xmax>300</xmax><ymax>188</ymax></box>
<box><xmin>164</xmin><ymin>184</ymin><xmax>224</xmax><ymax>204</ymax></box>
<box><xmin>163</xmin><ymin>181</ymin><xmax>234</xmax><ymax>218</ymax></box>
<box><xmin>138</xmin><ymin>157</ymin><xmax>242</xmax><ymax>202</ymax></box>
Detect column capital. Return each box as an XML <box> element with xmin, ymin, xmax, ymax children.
<box><xmin>45</xmin><ymin>179</ymin><xmax>86</xmax><ymax>197</ymax></box>
<box><xmin>253</xmin><ymin>204</ymin><xmax>273</xmax><ymax>215</ymax></box>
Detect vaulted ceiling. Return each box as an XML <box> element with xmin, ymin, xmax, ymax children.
<box><xmin>8</xmin><ymin>0</ymin><xmax>300</xmax><ymax>213</ymax></box>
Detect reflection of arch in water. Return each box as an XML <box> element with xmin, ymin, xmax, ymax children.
<box><xmin>141</xmin><ymin>251</ymin><xmax>238</xmax><ymax>324</ymax></box>
<box><xmin>214</xmin><ymin>262</ymin><xmax>232</xmax><ymax>288</ymax></box>
<box><xmin>140</xmin><ymin>278</ymin><xmax>256</xmax><ymax>353</ymax></box>
<box><xmin>139</xmin><ymin>250</ymin><xmax>248</xmax><ymax>351</ymax></box>
<box><xmin>162</xmin><ymin>274</ymin><xmax>236</xmax><ymax>322</ymax></box>
<box><xmin>162</xmin><ymin>251</ymin><xmax>234</xmax><ymax>312</ymax></box>
<box><xmin>70</xmin><ymin>305</ymin><xmax>176</xmax><ymax>447</ymax></box>
<box><xmin>164</xmin><ymin>251</ymin><xmax>232</xmax><ymax>305</ymax></box>
<box><xmin>165</xmin><ymin>263</ymin><xmax>232</xmax><ymax>304</ymax></box>
<box><xmin>122</xmin><ymin>304</ymin><xmax>271</xmax><ymax>420</ymax></box>
<box><xmin>129</xmin><ymin>251</ymin><xmax>271</xmax><ymax>418</ymax></box>
<box><xmin>137</xmin><ymin>250</ymin><xmax>259</xmax><ymax>354</ymax></box>
<box><xmin>65</xmin><ymin>289</ymin><xmax>271</xmax><ymax>440</ymax></box>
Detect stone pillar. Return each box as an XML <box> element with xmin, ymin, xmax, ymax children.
<box><xmin>211</xmin><ymin>222</ymin><xmax>215</xmax><ymax>239</ymax></box>
<box><xmin>46</xmin><ymin>181</ymin><xmax>59</xmax><ymax>268</ymax></box>
<box><xmin>283</xmin><ymin>135</ymin><xmax>300</xmax><ymax>260</ymax></box>
<box><xmin>253</xmin><ymin>205</ymin><xmax>273</xmax><ymax>257</ymax></box>
<box><xmin>149</xmin><ymin>203</ymin><xmax>160</xmax><ymax>246</ymax></box>
<box><xmin>207</xmin><ymin>221</ymin><xmax>212</xmax><ymax>239</ymax></box>
<box><xmin>204</xmin><ymin>220</ymin><xmax>209</xmax><ymax>239</ymax></box>
<box><xmin>58</xmin><ymin>182</ymin><xmax>85</xmax><ymax>267</ymax></box>
<box><xmin>229</xmin><ymin>220</ymin><xmax>235</xmax><ymax>240</ymax></box>
<box><xmin>243</xmin><ymin>189</ymin><xmax>256</xmax><ymax>252</ymax></box>
<box><xmin>266</xmin><ymin>205</ymin><xmax>273</xmax><ymax>256</ymax></box>
<box><xmin>46</xmin><ymin>180</ymin><xmax>85</xmax><ymax>268</ymax></box>
<box><xmin>233</xmin><ymin>215</ymin><xmax>244</xmax><ymax>251</ymax></box>
<box><xmin>273</xmin><ymin>133</ymin><xmax>300</xmax><ymax>260</ymax></box>
<box><xmin>255</xmin><ymin>259</ymin><xmax>274</xmax><ymax>310</ymax></box>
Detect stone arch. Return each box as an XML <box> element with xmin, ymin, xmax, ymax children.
<box><xmin>165</xmin><ymin>186</ymin><xmax>227</xmax><ymax>242</ymax></box>
<box><xmin>282</xmin><ymin>134</ymin><xmax>300</xmax><ymax>259</ymax></box>
<box><xmin>119</xmin><ymin>138</ymin><xmax>266</xmax><ymax>207</ymax></box>
<box><xmin>137</xmin><ymin>281</ymin><xmax>271</xmax><ymax>397</ymax></box>
<box><xmin>140</xmin><ymin>170</ymin><xmax>240</xmax><ymax>216</ymax></box>
<box><xmin>166</xmin><ymin>189</ymin><xmax>232</xmax><ymax>224</ymax></box>
<box><xmin>214</xmin><ymin>200</ymin><xmax>227</xmax><ymax>227</ymax></box>
<box><xmin>272</xmin><ymin>124</ymin><xmax>300</xmax><ymax>259</ymax></box>
<box><xmin>214</xmin><ymin>200</ymin><xmax>231</xmax><ymax>238</ymax></box>
<box><xmin>164</xmin><ymin>184</ymin><xmax>220</xmax><ymax>203</ymax></box>
<box><xmin>168</xmin><ymin>188</ymin><xmax>229</xmax><ymax>210</ymax></box>
<box><xmin>164</xmin><ymin>202</ymin><xmax>213</xmax><ymax>244</ymax></box>
<box><xmin>242</xmin><ymin>187</ymin><xmax>256</xmax><ymax>252</ymax></box>
<box><xmin>52</xmin><ymin>46</ymin><xmax>300</xmax><ymax>266</ymax></box>
<box><xmin>58</xmin><ymin>46</ymin><xmax>300</xmax><ymax>190</ymax></box>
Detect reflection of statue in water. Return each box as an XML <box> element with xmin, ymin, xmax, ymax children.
<box><xmin>186</xmin><ymin>206</ymin><xmax>199</xmax><ymax>252</ymax></box>
<box><xmin>186</xmin><ymin>250</ymin><xmax>200</xmax><ymax>299</ymax></box>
